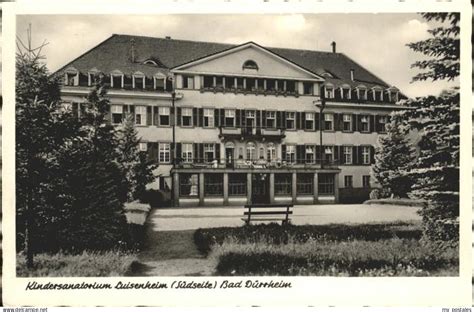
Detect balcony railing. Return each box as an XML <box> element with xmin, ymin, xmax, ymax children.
<box><xmin>173</xmin><ymin>157</ymin><xmax>339</xmax><ymax>170</ymax></box>
<box><xmin>219</xmin><ymin>126</ymin><xmax>285</xmax><ymax>141</ymax></box>
<box><xmin>200</xmin><ymin>86</ymin><xmax>299</xmax><ymax>97</ymax></box>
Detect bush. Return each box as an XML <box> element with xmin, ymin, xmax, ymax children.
<box><xmin>194</xmin><ymin>222</ymin><xmax>422</xmax><ymax>256</ymax></box>
<box><xmin>339</xmin><ymin>188</ymin><xmax>371</xmax><ymax>204</ymax></box>
<box><xmin>17</xmin><ymin>250</ymin><xmax>137</xmax><ymax>277</ymax></box>
<box><xmin>142</xmin><ymin>189</ymin><xmax>170</xmax><ymax>207</ymax></box>
<box><xmin>213</xmin><ymin>238</ymin><xmax>458</xmax><ymax>276</ymax></box>
<box><xmin>369</xmin><ymin>189</ymin><xmax>380</xmax><ymax>200</ymax></box>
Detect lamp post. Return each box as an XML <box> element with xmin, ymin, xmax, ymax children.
<box><xmin>170</xmin><ymin>83</ymin><xmax>176</xmax><ymax>207</ymax></box>
<box><xmin>313</xmin><ymin>86</ymin><xmax>326</xmax><ymax>169</ymax></box>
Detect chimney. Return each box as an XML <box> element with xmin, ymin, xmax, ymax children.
<box><xmin>331</xmin><ymin>41</ymin><xmax>336</xmax><ymax>53</ymax></box>
<box><xmin>130</xmin><ymin>38</ymin><xmax>136</xmax><ymax>63</ymax></box>
<box><xmin>165</xmin><ymin>36</ymin><xmax>171</xmax><ymax>40</ymax></box>
<box><xmin>350</xmin><ymin>69</ymin><xmax>355</xmax><ymax>81</ymax></box>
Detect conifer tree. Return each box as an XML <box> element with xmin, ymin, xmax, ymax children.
<box><xmin>373</xmin><ymin>112</ymin><xmax>416</xmax><ymax>198</ymax></box>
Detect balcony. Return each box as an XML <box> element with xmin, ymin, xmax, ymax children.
<box><xmin>174</xmin><ymin>157</ymin><xmax>339</xmax><ymax>170</ymax></box>
<box><xmin>200</xmin><ymin>86</ymin><xmax>299</xmax><ymax>98</ymax></box>
<box><xmin>219</xmin><ymin>126</ymin><xmax>285</xmax><ymax>141</ymax></box>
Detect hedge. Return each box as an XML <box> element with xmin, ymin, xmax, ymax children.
<box><xmin>194</xmin><ymin>222</ymin><xmax>422</xmax><ymax>256</ymax></box>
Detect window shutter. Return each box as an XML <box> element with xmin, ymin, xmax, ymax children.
<box><xmin>215</xmin><ymin>143</ymin><xmax>221</xmax><ymax>162</ymax></box>
<box><xmin>353</xmin><ymin>146</ymin><xmax>358</xmax><ymax>165</ymax></box>
<box><xmin>315</xmin><ymin>112</ymin><xmax>320</xmax><ymax>130</ymax></box>
<box><xmin>281</xmin><ymin>144</ymin><xmax>287</xmax><ymax>162</ymax></box>
<box><xmin>198</xmin><ymin>143</ymin><xmax>204</xmax><ymax>162</ymax></box>
<box><xmin>370</xmin><ymin>115</ymin><xmax>375</xmax><ymax>132</ymax></box>
<box><xmin>352</xmin><ymin>114</ymin><xmax>357</xmax><ymax>132</ymax></box>
<box><xmin>370</xmin><ymin>145</ymin><xmax>375</xmax><ymax>164</ymax></box>
<box><xmin>358</xmin><ymin>146</ymin><xmax>364</xmax><ymax>165</ymax></box>
<box><xmin>262</xmin><ymin>110</ymin><xmax>267</xmax><ymax>128</ymax></box>
<box><xmin>301</xmin><ymin>112</ymin><xmax>306</xmax><ymax>129</ymax></box>
<box><xmin>177</xmin><ymin>107</ymin><xmax>182</xmax><ymax>126</ymax></box>
<box><xmin>241</xmin><ymin>109</ymin><xmax>246</xmax><ymax>126</ymax></box>
<box><xmin>374</xmin><ymin>114</ymin><xmax>380</xmax><ymax>132</ymax></box>
<box><xmin>315</xmin><ymin>145</ymin><xmax>321</xmax><ymax>163</ymax></box>
<box><xmin>153</xmin><ymin>143</ymin><xmax>159</xmax><ymax>164</ymax></box>
<box><xmin>338</xmin><ymin>113</ymin><xmax>344</xmax><ymax>131</ymax></box>
<box><xmin>276</xmin><ymin>111</ymin><xmax>282</xmax><ymax>129</ymax></box>
<box><xmin>193</xmin><ymin>108</ymin><xmax>198</xmax><ymax>126</ymax></box>
<box><xmin>214</xmin><ymin>109</ymin><xmax>219</xmax><ymax>127</ymax></box>
<box><xmin>220</xmin><ymin>109</ymin><xmax>225</xmax><ymax>126</ymax></box>
<box><xmin>296</xmin><ymin>112</ymin><xmax>301</xmax><ymax>129</ymax></box>
<box><xmin>282</xmin><ymin>111</ymin><xmax>287</xmax><ymax>129</ymax></box>
<box><xmin>339</xmin><ymin>145</ymin><xmax>345</xmax><ymax>165</ymax></box>
<box><xmin>193</xmin><ymin>144</ymin><xmax>199</xmax><ymax>163</ymax></box>
<box><xmin>333</xmin><ymin>114</ymin><xmax>340</xmax><ymax>131</ymax></box>
<box><xmin>236</xmin><ymin>110</ymin><xmax>241</xmax><ymax>127</ymax></box>
<box><xmin>122</xmin><ymin>105</ymin><xmax>129</xmax><ymax>120</ymax></box>
<box><xmin>146</xmin><ymin>106</ymin><xmax>152</xmax><ymax>125</ymax></box>
<box><xmin>176</xmin><ymin>143</ymin><xmax>182</xmax><ymax>164</ymax></box>
<box><xmin>334</xmin><ymin>146</ymin><xmax>339</xmax><ymax>163</ymax></box>
<box><xmin>197</xmin><ymin>108</ymin><xmax>203</xmax><ymax>127</ymax></box>
<box><xmin>256</xmin><ymin>110</ymin><xmax>261</xmax><ymax>128</ymax></box>
<box><xmin>357</xmin><ymin>115</ymin><xmax>363</xmax><ymax>132</ymax></box>
<box><xmin>129</xmin><ymin>105</ymin><xmax>135</xmax><ymax>114</ymax></box>
<box><xmin>296</xmin><ymin>145</ymin><xmax>305</xmax><ymax>163</ymax></box>
<box><xmin>153</xmin><ymin>107</ymin><xmax>159</xmax><ymax>126</ymax></box>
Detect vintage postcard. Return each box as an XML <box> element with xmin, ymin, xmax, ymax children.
<box><xmin>1</xmin><ymin>0</ymin><xmax>472</xmax><ymax>307</ymax></box>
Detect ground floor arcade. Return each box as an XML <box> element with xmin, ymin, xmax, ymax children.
<box><xmin>171</xmin><ymin>169</ymin><xmax>341</xmax><ymax>207</ymax></box>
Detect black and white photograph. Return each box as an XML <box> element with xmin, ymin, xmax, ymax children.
<box><xmin>1</xmin><ymin>1</ymin><xmax>471</xmax><ymax>307</ymax></box>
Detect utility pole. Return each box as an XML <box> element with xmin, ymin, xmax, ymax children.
<box><xmin>313</xmin><ymin>85</ymin><xmax>326</xmax><ymax>169</ymax></box>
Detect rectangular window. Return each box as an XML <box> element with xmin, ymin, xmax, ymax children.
<box><xmin>297</xmin><ymin>173</ymin><xmax>313</xmax><ymax>195</ymax></box>
<box><xmin>182</xmin><ymin>76</ymin><xmax>194</xmax><ymax>89</ymax></box>
<box><xmin>363</xmin><ymin>175</ymin><xmax>371</xmax><ymax>188</ymax></box>
<box><xmin>266</xmin><ymin>79</ymin><xmax>276</xmax><ymax>91</ymax></box>
<box><xmin>324</xmin><ymin>146</ymin><xmax>334</xmax><ymax>163</ymax></box>
<box><xmin>341</xmin><ymin>88</ymin><xmax>351</xmax><ymax>99</ymax></box>
<box><xmin>358</xmin><ymin>88</ymin><xmax>367</xmax><ymax>100</ymax></box>
<box><xmin>266</xmin><ymin>111</ymin><xmax>276</xmax><ymax>128</ymax></box>
<box><xmin>286</xmin><ymin>112</ymin><xmax>295</xmax><ymax>129</ymax></box>
<box><xmin>215</xmin><ymin>76</ymin><xmax>224</xmax><ymax>88</ymax></box>
<box><xmin>204</xmin><ymin>143</ymin><xmax>215</xmax><ymax>162</ymax></box>
<box><xmin>134</xmin><ymin>76</ymin><xmax>144</xmax><ymax>89</ymax></box>
<box><xmin>159</xmin><ymin>107</ymin><xmax>170</xmax><ymax>126</ymax></box>
<box><xmin>203</xmin><ymin>108</ymin><xmax>214</xmax><ymax>128</ymax></box>
<box><xmin>155</xmin><ymin>78</ymin><xmax>165</xmax><ymax>91</ymax></box>
<box><xmin>66</xmin><ymin>72</ymin><xmax>78</xmax><ymax>86</ymax></box>
<box><xmin>159</xmin><ymin>143</ymin><xmax>171</xmax><ymax>163</ymax></box>
<box><xmin>204</xmin><ymin>174</ymin><xmax>223</xmax><ymax>196</ymax></box>
<box><xmin>373</xmin><ymin>90</ymin><xmax>382</xmax><ymax>101</ymax></box>
<box><xmin>362</xmin><ymin>146</ymin><xmax>371</xmax><ymax>164</ymax></box>
<box><xmin>181</xmin><ymin>108</ymin><xmax>193</xmax><ymax>127</ymax></box>
<box><xmin>305</xmin><ymin>145</ymin><xmax>315</xmax><ymax>164</ymax></box>
<box><xmin>225</xmin><ymin>109</ymin><xmax>235</xmax><ymax>127</ymax></box>
<box><xmin>139</xmin><ymin>142</ymin><xmax>148</xmax><ymax>152</ymax></box>
<box><xmin>286</xmin><ymin>145</ymin><xmax>296</xmax><ymax>164</ymax></box>
<box><xmin>229</xmin><ymin>173</ymin><xmax>247</xmax><ymax>196</ymax></box>
<box><xmin>111</xmin><ymin>105</ymin><xmax>123</xmax><ymax>124</ymax></box>
<box><xmin>303</xmin><ymin>82</ymin><xmax>313</xmax><ymax>95</ymax></box>
<box><xmin>112</xmin><ymin>75</ymin><xmax>123</xmax><ymax>89</ymax></box>
<box><xmin>343</xmin><ymin>146</ymin><xmax>353</xmax><ymax>165</ymax></box>
<box><xmin>318</xmin><ymin>173</ymin><xmax>335</xmax><ymax>195</ymax></box>
<box><xmin>343</xmin><ymin>114</ymin><xmax>352</xmax><ymax>132</ymax></box>
<box><xmin>378</xmin><ymin>115</ymin><xmax>388</xmax><ymax>133</ymax></box>
<box><xmin>344</xmin><ymin>175</ymin><xmax>353</xmax><ymax>188</ymax></box>
<box><xmin>324</xmin><ymin>113</ymin><xmax>334</xmax><ymax>131</ymax></box>
<box><xmin>180</xmin><ymin>173</ymin><xmax>199</xmax><ymax>197</ymax></box>
<box><xmin>203</xmin><ymin>76</ymin><xmax>213</xmax><ymax>88</ymax></box>
<box><xmin>325</xmin><ymin>87</ymin><xmax>334</xmax><ymax>99</ymax></box>
<box><xmin>286</xmin><ymin>80</ymin><xmax>296</xmax><ymax>93</ymax></box>
<box><xmin>135</xmin><ymin>106</ymin><xmax>147</xmax><ymax>126</ymax></box>
<box><xmin>182</xmin><ymin>143</ymin><xmax>193</xmax><ymax>163</ymax></box>
<box><xmin>275</xmin><ymin>173</ymin><xmax>292</xmax><ymax>196</ymax></box>
<box><xmin>305</xmin><ymin>112</ymin><xmax>314</xmax><ymax>130</ymax></box>
<box><xmin>360</xmin><ymin>115</ymin><xmax>370</xmax><ymax>132</ymax></box>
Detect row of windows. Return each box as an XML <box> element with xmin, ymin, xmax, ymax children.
<box><xmin>107</xmin><ymin>104</ymin><xmax>389</xmax><ymax>133</ymax></box>
<box><xmin>179</xmin><ymin>173</ymin><xmax>340</xmax><ymax>197</ymax></box>
<box><xmin>143</xmin><ymin>142</ymin><xmax>374</xmax><ymax>166</ymax></box>
<box><xmin>344</xmin><ymin>175</ymin><xmax>371</xmax><ymax>188</ymax></box>
<box><xmin>324</xmin><ymin>85</ymin><xmax>399</xmax><ymax>103</ymax></box>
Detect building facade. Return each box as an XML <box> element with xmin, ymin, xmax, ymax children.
<box><xmin>57</xmin><ymin>34</ymin><xmax>404</xmax><ymax>207</ymax></box>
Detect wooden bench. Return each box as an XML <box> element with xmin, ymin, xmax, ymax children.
<box><xmin>242</xmin><ymin>203</ymin><xmax>293</xmax><ymax>225</ymax></box>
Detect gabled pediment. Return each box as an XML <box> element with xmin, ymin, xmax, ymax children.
<box><xmin>172</xmin><ymin>42</ymin><xmax>325</xmax><ymax>81</ymax></box>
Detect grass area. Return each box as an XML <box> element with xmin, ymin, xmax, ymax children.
<box><xmin>194</xmin><ymin>222</ymin><xmax>458</xmax><ymax>277</ymax></box>
<box><xmin>364</xmin><ymin>198</ymin><xmax>425</xmax><ymax>207</ymax></box>
<box><xmin>17</xmin><ymin>250</ymin><xmax>138</xmax><ymax>277</ymax></box>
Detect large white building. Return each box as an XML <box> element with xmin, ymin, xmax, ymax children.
<box><xmin>57</xmin><ymin>34</ymin><xmax>404</xmax><ymax>206</ymax></box>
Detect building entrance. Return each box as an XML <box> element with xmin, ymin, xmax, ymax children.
<box><xmin>251</xmin><ymin>173</ymin><xmax>270</xmax><ymax>204</ymax></box>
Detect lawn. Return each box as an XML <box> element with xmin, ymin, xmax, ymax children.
<box><xmin>194</xmin><ymin>222</ymin><xmax>458</xmax><ymax>276</ymax></box>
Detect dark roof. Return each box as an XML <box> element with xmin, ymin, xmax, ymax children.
<box><xmin>56</xmin><ymin>34</ymin><xmax>394</xmax><ymax>89</ymax></box>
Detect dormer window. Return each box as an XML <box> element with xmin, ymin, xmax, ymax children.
<box><xmin>242</xmin><ymin>60</ymin><xmax>258</xmax><ymax>70</ymax></box>
<box><xmin>386</xmin><ymin>88</ymin><xmax>399</xmax><ymax>102</ymax></box>
<box><xmin>87</xmin><ymin>68</ymin><xmax>100</xmax><ymax>86</ymax></box>
<box><xmin>133</xmin><ymin>72</ymin><xmax>145</xmax><ymax>89</ymax></box>
<box><xmin>324</xmin><ymin>84</ymin><xmax>335</xmax><ymax>99</ymax></box>
<box><xmin>340</xmin><ymin>85</ymin><xmax>351</xmax><ymax>100</ymax></box>
<box><xmin>64</xmin><ymin>67</ymin><xmax>79</xmax><ymax>86</ymax></box>
<box><xmin>144</xmin><ymin>60</ymin><xmax>158</xmax><ymax>66</ymax></box>
<box><xmin>110</xmin><ymin>70</ymin><xmax>124</xmax><ymax>89</ymax></box>
<box><xmin>357</xmin><ymin>85</ymin><xmax>367</xmax><ymax>100</ymax></box>
<box><xmin>154</xmin><ymin>74</ymin><xmax>166</xmax><ymax>91</ymax></box>
<box><xmin>371</xmin><ymin>87</ymin><xmax>383</xmax><ymax>101</ymax></box>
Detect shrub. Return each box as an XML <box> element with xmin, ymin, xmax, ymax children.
<box><xmin>369</xmin><ymin>189</ymin><xmax>380</xmax><ymax>200</ymax></box>
<box><xmin>142</xmin><ymin>189</ymin><xmax>170</xmax><ymax>207</ymax></box>
<box><xmin>213</xmin><ymin>238</ymin><xmax>458</xmax><ymax>276</ymax></box>
<box><xmin>194</xmin><ymin>222</ymin><xmax>422</xmax><ymax>256</ymax></box>
<box><xmin>17</xmin><ymin>250</ymin><xmax>137</xmax><ymax>277</ymax></box>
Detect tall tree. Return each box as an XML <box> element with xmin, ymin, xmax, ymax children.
<box><xmin>372</xmin><ymin>112</ymin><xmax>416</xmax><ymax>198</ymax></box>
<box><xmin>402</xmin><ymin>13</ymin><xmax>460</xmax><ymax>244</ymax></box>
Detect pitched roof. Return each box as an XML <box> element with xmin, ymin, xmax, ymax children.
<box><xmin>56</xmin><ymin>34</ymin><xmax>394</xmax><ymax>89</ymax></box>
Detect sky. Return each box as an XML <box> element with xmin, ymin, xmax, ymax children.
<box><xmin>14</xmin><ymin>13</ymin><xmax>458</xmax><ymax>98</ymax></box>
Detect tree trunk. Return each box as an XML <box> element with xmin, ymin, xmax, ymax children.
<box><xmin>24</xmin><ymin>192</ymin><xmax>34</xmax><ymax>268</ymax></box>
